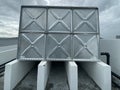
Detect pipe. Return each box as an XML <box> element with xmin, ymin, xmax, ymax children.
<box><xmin>101</xmin><ymin>52</ymin><xmax>110</xmax><ymax>65</ymax></box>
<box><xmin>101</xmin><ymin>52</ymin><xmax>120</xmax><ymax>88</ymax></box>
<box><xmin>112</xmin><ymin>81</ymin><xmax>120</xmax><ymax>88</ymax></box>
<box><xmin>0</xmin><ymin>58</ymin><xmax>16</xmax><ymax>77</ymax></box>
<box><xmin>0</xmin><ymin>58</ymin><xmax>16</xmax><ymax>67</ymax></box>
<box><xmin>112</xmin><ymin>72</ymin><xmax>120</xmax><ymax>80</ymax></box>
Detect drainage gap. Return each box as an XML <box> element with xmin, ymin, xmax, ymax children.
<box><xmin>46</xmin><ymin>62</ymin><xmax>69</xmax><ymax>90</ymax></box>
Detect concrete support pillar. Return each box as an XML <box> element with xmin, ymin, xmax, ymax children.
<box><xmin>37</xmin><ymin>61</ymin><xmax>51</xmax><ymax>90</ymax></box>
<box><xmin>65</xmin><ymin>61</ymin><xmax>78</xmax><ymax>90</ymax></box>
<box><xmin>4</xmin><ymin>60</ymin><xmax>36</xmax><ymax>90</ymax></box>
<box><xmin>80</xmin><ymin>61</ymin><xmax>111</xmax><ymax>90</ymax></box>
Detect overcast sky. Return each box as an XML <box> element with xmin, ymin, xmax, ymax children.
<box><xmin>0</xmin><ymin>0</ymin><xmax>120</xmax><ymax>39</ymax></box>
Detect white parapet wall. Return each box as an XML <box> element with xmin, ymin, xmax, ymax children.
<box><xmin>80</xmin><ymin>61</ymin><xmax>111</xmax><ymax>90</ymax></box>
<box><xmin>100</xmin><ymin>39</ymin><xmax>120</xmax><ymax>75</ymax></box>
<box><xmin>37</xmin><ymin>61</ymin><xmax>51</xmax><ymax>90</ymax></box>
<box><xmin>65</xmin><ymin>61</ymin><xmax>78</xmax><ymax>90</ymax></box>
<box><xmin>4</xmin><ymin>60</ymin><xmax>36</xmax><ymax>90</ymax></box>
<box><xmin>0</xmin><ymin>45</ymin><xmax>17</xmax><ymax>65</ymax></box>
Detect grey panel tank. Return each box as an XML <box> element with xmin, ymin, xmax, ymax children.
<box><xmin>17</xmin><ymin>6</ymin><xmax>99</xmax><ymax>61</ymax></box>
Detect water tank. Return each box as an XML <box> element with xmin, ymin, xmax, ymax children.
<box><xmin>17</xmin><ymin>6</ymin><xmax>99</xmax><ymax>61</ymax></box>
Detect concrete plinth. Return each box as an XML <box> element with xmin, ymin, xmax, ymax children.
<box><xmin>37</xmin><ymin>61</ymin><xmax>51</xmax><ymax>90</ymax></box>
<box><xmin>65</xmin><ymin>61</ymin><xmax>78</xmax><ymax>90</ymax></box>
<box><xmin>80</xmin><ymin>61</ymin><xmax>111</xmax><ymax>90</ymax></box>
<box><xmin>4</xmin><ymin>60</ymin><xmax>36</xmax><ymax>90</ymax></box>
<box><xmin>4</xmin><ymin>60</ymin><xmax>111</xmax><ymax>90</ymax></box>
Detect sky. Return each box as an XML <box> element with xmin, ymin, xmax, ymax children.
<box><xmin>0</xmin><ymin>0</ymin><xmax>120</xmax><ymax>39</ymax></box>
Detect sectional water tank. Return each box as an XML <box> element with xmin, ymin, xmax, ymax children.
<box><xmin>17</xmin><ymin>6</ymin><xmax>99</xmax><ymax>61</ymax></box>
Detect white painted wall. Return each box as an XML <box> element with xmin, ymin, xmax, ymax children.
<box><xmin>0</xmin><ymin>45</ymin><xmax>17</xmax><ymax>65</ymax></box>
<box><xmin>100</xmin><ymin>39</ymin><xmax>120</xmax><ymax>75</ymax></box>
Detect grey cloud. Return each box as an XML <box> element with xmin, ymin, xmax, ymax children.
<box><xmin>99</xmin><ymin>1</ymin><xmax>120</xmax><ymax>38</ymax></box>
<box><xmin>0</xmin><ymin>0</ymin><xmax>120</xmax><ymax>39</ymax></box>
